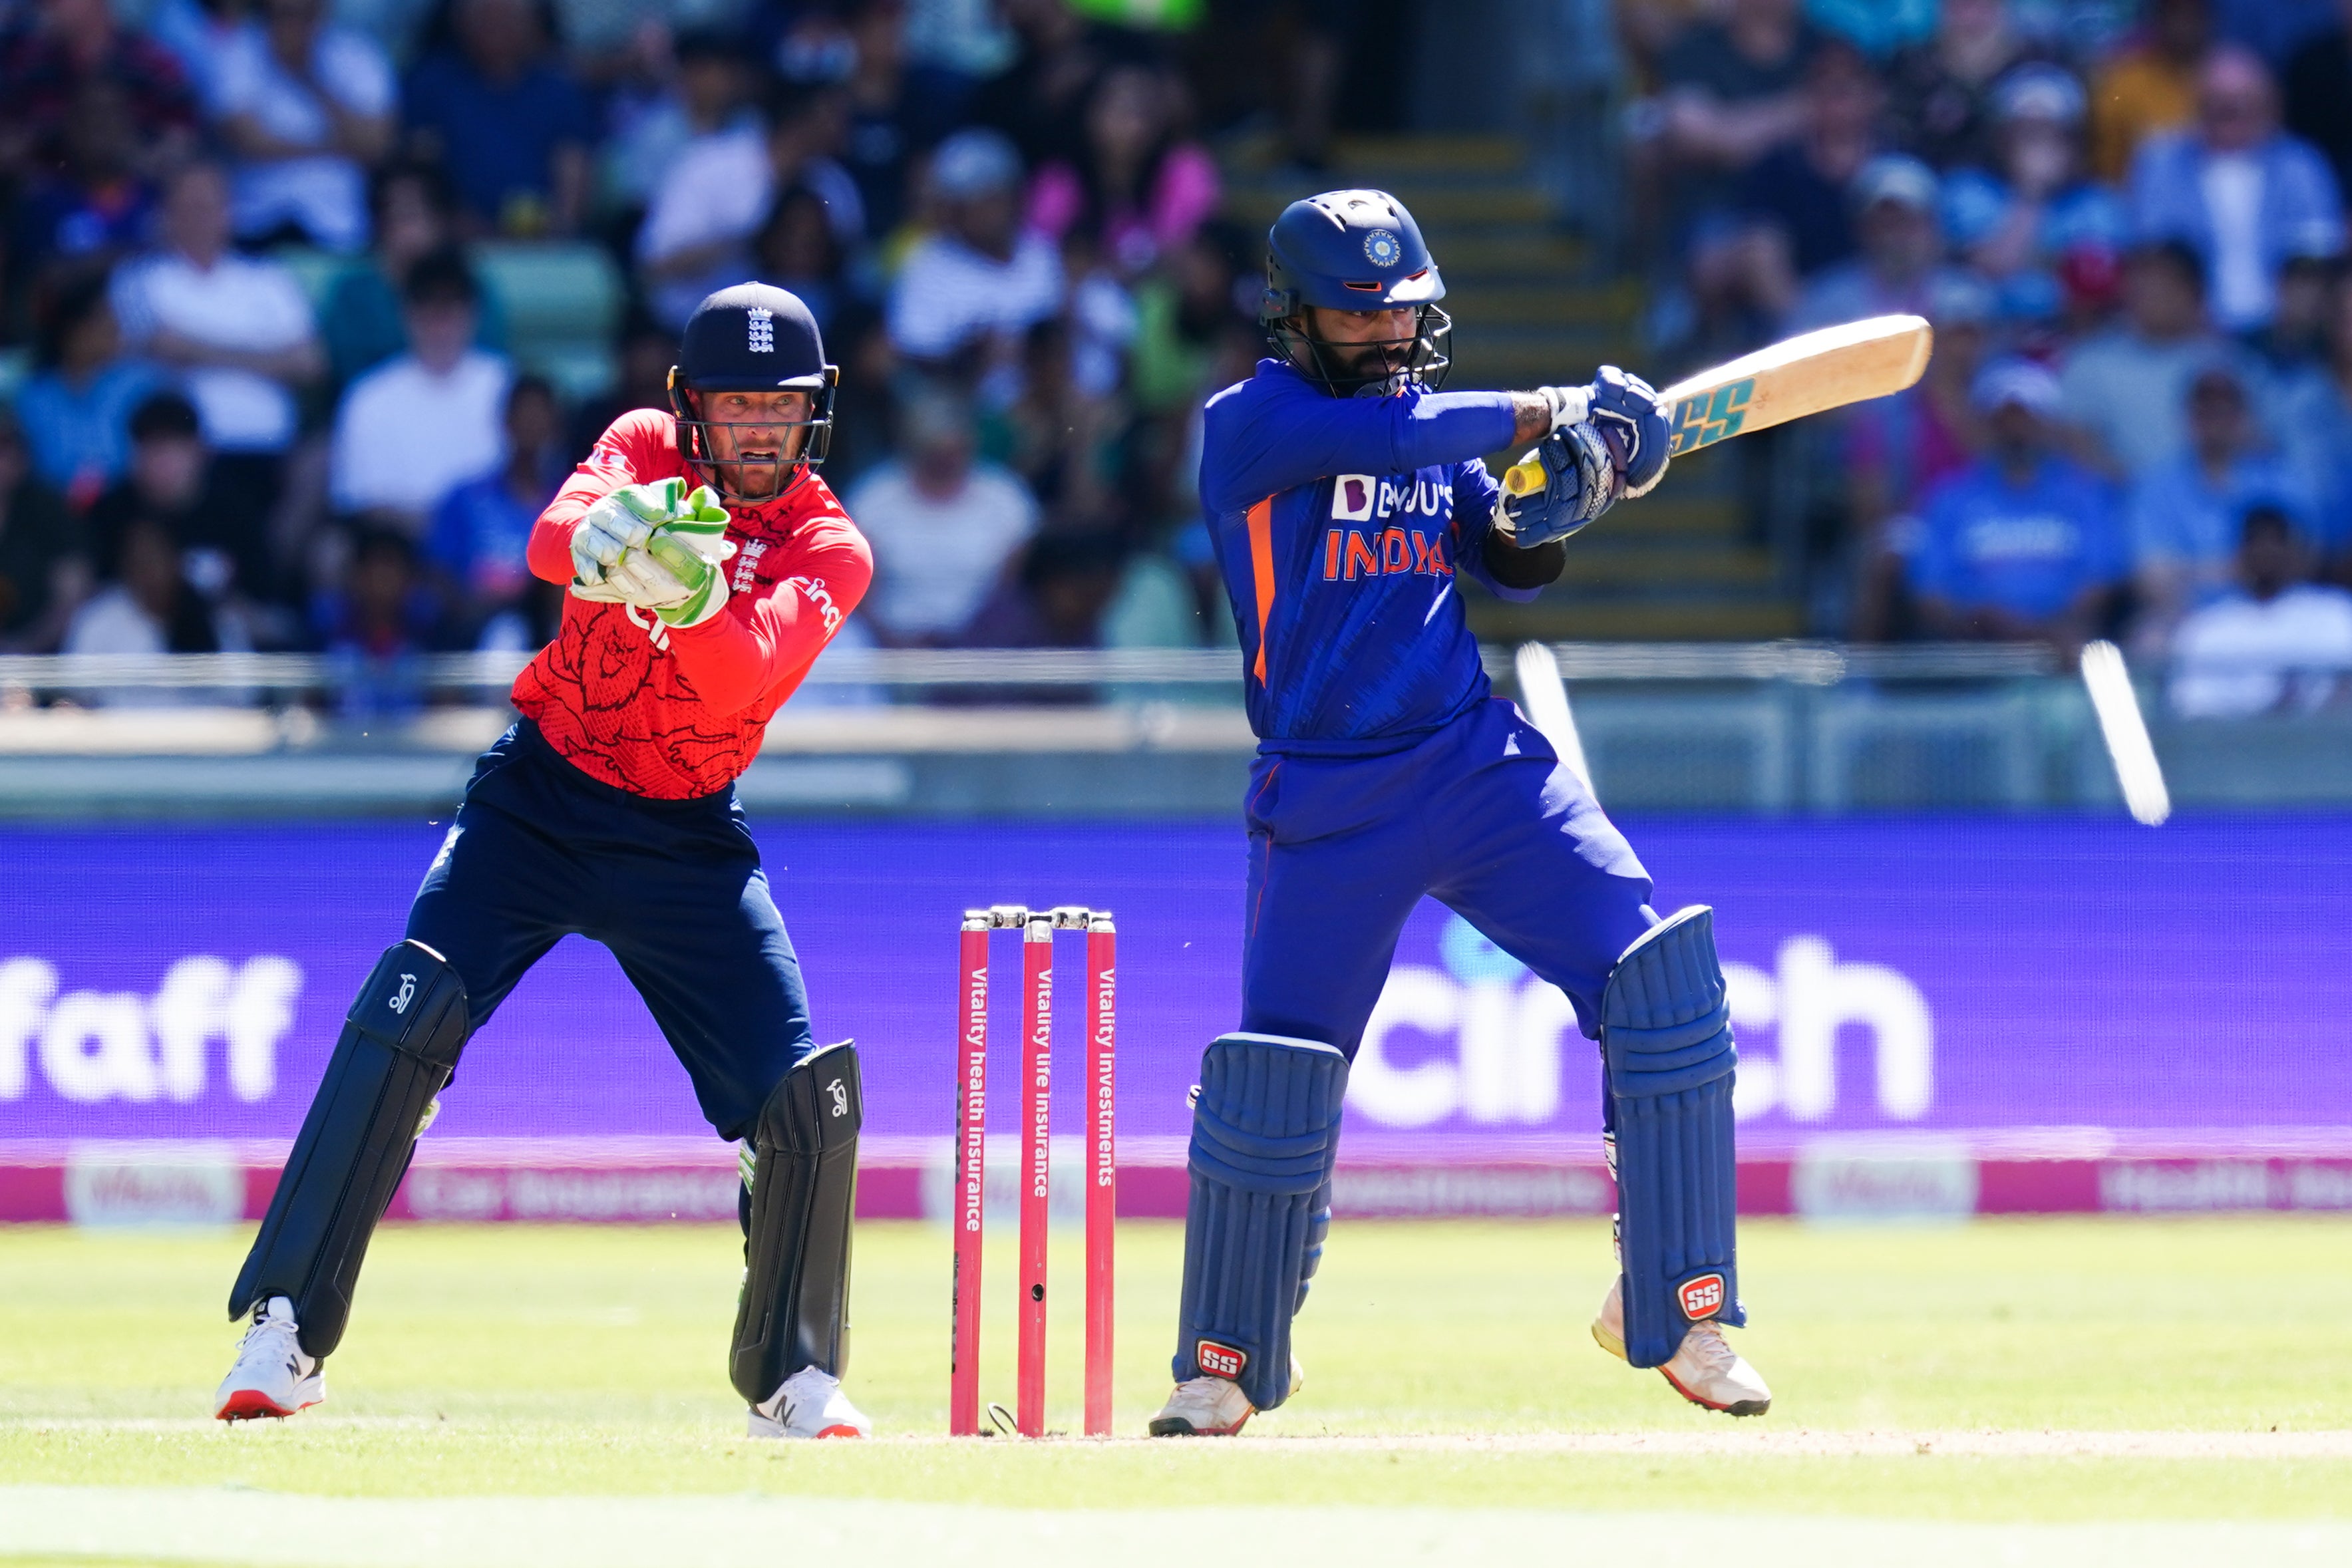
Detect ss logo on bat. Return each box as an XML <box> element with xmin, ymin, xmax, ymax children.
<box><xmin>1669</xmin><ymin>379</ymin><xmax>1755</xmax><ymax>456</ymax></box>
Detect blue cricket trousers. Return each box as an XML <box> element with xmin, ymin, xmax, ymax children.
<box><xmin>407</xmin><ymin>719</ymin><xmax>814</xmax><ymax>1141</ymax></box>
<box><xmin>1241</xmin><ymin>697</ymin><xmax>1657</xmax><ymax>1056</ymax></box>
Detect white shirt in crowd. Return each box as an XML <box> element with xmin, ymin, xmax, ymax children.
<box><xmin>845</xmin><ymin>460</ymin><xmax>1037</xmax><ymax>639</ymax></box>
<box><xmin>1068</xmin><ymin>266</ymin><xmax>1136</xmax><ymax>398</ymax></box>
<box><xmin>66</xmin><ymin>587</ymin><xmax>174</xmax><ymax>657</ymax></box>
<box><xmin>63</xmin><ymin>586</ymin><xmax>250</xmax><ymax>706</ymax></box>
<box><xmin>330</xmin><ymin>349</ymin><xmax>511</xmax><ymax>522</ymax></box>
<box><xmin>635</xmin><ymin>124</ymin><xmax>865</xmax><ymax>328</ymax></box>
<box><xmin>214</xmin><ymin>23</ymin><xmax>395</xmax><ymax>252</ymax></box>
<box><xmin>888</xmin><ymin>230</ymin><xmax>1063</xmax><ymax>362</ymax></box>
<box><xmin>110</xmin><ymin>251</ymin><xmax>315</xmax><ymax>452</ymax></box>
<box><xmin>2168</xmin><ymin>583</ymin><xmax>2352</xmax><ymax>718</ymax></box>
<box><xmin>2199</xmin><ymin>152</ymin><xmax>2269</xmax><ymax>333</ymax></box>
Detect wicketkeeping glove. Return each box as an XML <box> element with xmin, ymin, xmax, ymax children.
<box><xmin>641</xmin><ymin>484</ymin><xmax>737</xmax><ymax>629</ymax></box>
<box><xmin>569</xmin><ymin>482</ymin><xmax>672</xmax><ymax>595</ymax></box>
<box><xmin>591</xmin><ymin>548</ymin><xmax>693</xmax><ymax>609</ymax></box>
<box><xmin>568</xmin><ymin>479</ymin><xmax>737</xmax><ymax>622</ymax></box>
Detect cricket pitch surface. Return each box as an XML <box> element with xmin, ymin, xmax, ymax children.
<box><xmin>4</xmin><ymin>1217</ymin><xmax>2347</xmax><ymax>1566</ymax></box>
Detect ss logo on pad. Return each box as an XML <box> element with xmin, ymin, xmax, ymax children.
<box><xmin>1196</xmin><ymin>1339</ymin><xmax>1247</xmax><ymax>1379</ymax></box>
<box><xmin>1678</xmin><ymin>1273</ymin><xmax>1726</xmax><ymax>1321</ymax></box>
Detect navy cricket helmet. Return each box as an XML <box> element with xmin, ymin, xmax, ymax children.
<box><xmin>669</xmin><ymin>281</ymin><xmax>838</xmax><ymax>502</ymax></box>
<box><xmin>1261</xmin><ymin>189</ymin><xmax>1451</xmax><ymax>395</ymax></box>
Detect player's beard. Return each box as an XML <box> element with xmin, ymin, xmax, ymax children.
<box><xmin>721</xmin><ymin>452</ymin><xmax>781</xmax><ymax>500</ymax></box>
<box><xmin>704</xmin><ymin>434</ymin><xmax>803</xmax><ymax>501</ymax></box>
<box><xmin>1317</xmin><ymin>333</ymin><xmax>1417</xmax><ymax>396</ymax></box>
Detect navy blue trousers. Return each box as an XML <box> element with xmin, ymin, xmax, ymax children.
<box><xmin>1168</xmin><ymin>698</ymin><xmax>1663</xmax><ymax>1397</ymax></box>
<box><xmin>408</xmin><ymin>720</ymin><xmax>814</xmax><ymax>1142</ymax></box>
<box><xmin>1242</xmin><ymin>697</ymin><xmax>1657</xmax><ymax>1056</ymax></box>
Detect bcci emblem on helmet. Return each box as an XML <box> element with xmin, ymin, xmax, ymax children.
<box><xmin>1363</xmin><ymin>228</ymin><xmax>1403</xmax><ymax>267</ymax></box>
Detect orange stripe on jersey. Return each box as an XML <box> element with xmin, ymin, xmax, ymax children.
<box><xmin>1247</xmin><ymin>497</ymin><xmax>1275</xmax><ymax>683</ymax></box>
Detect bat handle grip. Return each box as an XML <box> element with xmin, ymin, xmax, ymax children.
<box><xmin>1501</xmin><ymin>454</ymin><xmax>1546</xmax><ymax>499</ymax></box>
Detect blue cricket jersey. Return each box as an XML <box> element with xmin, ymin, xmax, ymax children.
<box><xmin>1910</xmin><ymin>456</ymin><xmax>2126</xmax><ymax>621</ymax></box>
<box><xmin>1199</xmin><ymin>359</ymin><xmax>1530</xmax><ymax>755</ymax></box>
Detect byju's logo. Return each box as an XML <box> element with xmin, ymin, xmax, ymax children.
<box><xmin>389</xmin><ymin>974</ymin><xmax>416</xmax><ymax>1015</ymax></box>
<box><xmin>0</xmin><ymin>955</ymin><xmax>303</xmax><ymax>1105</ymax></box>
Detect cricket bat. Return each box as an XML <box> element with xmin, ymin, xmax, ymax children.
<box><xmin>1502</xmin><ymin>313</ymin><xmax>1933</xmax><ymax>500</ymax></box>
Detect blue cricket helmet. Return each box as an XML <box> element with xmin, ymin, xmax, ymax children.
<box><xmin>675</xmin><ymin>281</ymin><xmax>832</xmax><ymax>392</ymax></box>
<box><xmin>669</xmin><ymin>281</ymin><xmax>837</xmax><ymax>501</ymax></box>
<box><xmin>1261</xmin><ymin>190</ymin><xmax>1451</xmax><ymax>394</ymax></box>
<box><xmin>1262</xmin><ymin>189</ymin><xmax>1446</xmax><ymax>315</ymax></box>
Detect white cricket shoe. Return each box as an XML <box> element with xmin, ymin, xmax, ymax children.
<box><xmin>747</xmin><ymin>1366</ymin><xmax>869</xmax><ymax>1439</ymax></box>
<box><xmin>1147</xmin><ymin>1355</ymin><xmax>1305</xmax><ymax>1437</ymax></box>
<box><xmin>1593</xmin><ymin>1276</ymin><xmax>1771</xmax><ymax>1416</ymax></box>
<box><xmin>214</xmin><ymin>1297</ymin><xmax>324</xmax><ymax>1422</ymax></box>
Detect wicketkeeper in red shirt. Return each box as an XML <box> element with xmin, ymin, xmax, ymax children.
<box><xmin>214</xmin><ymin>284</ymin><xmax>878</xmax><ymax>1440</ymax></box>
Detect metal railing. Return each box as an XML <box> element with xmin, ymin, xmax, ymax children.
<box><xmin>0</xmin><ymin>645</ymin><xmax>2345</xmax><ymax>816</ymax></box>
<box><xmin>1485</xmin><ymin>641</ymin><xmax>2058</xmax><ymax>684</ymax></box>
<box><xmin>0</xmin><ymin>641</ymin><xmax>2082</xmax><ymax>696</ymax></box>
<box><xmin>0</xmin><ymin>648</ymin><xmax>1244</xmax><ymax>694</ymax></box>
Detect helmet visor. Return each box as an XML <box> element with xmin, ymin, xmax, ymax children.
<box><xmin>671</xmin><ymin>369</ymin><xmax>838</xmax><ymax>503</ymax></box>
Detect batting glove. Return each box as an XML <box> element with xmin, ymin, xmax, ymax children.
<box><xmin>1532</xmin><ymin>385</ymin><xmax>1593</xmax><ymax>430</ymax></box>
<box><xmin>1585</xmin><ymin>366</ymin><xmax>1672</xmax><ymax>499</ymax></box>
<box><xmin>1496</xmin><ymin>420</ymin><xmax>1617</xmax><ymax>548</ymax></box>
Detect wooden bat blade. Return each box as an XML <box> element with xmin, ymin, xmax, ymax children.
<box><xmin>1659</xmin><ymin>313</ymin><xmax>1932</xmax><ymax>457</ymax></box>
<box><xmin>1499</xmin><ymin>315</ymin><xmax>1932</xmax><ymax>500</ymax></box>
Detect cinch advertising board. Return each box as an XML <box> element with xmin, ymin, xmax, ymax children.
<box><xmin>5</xmin><ymin>819</ymin><xmax>2348</xmax><ymax>1205</ymax></box>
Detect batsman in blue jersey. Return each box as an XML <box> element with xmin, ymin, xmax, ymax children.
<box><xmin>1148</xmin><ymin>190</ymin><xmax>1772</xmax><ymax>1436</ymax></box>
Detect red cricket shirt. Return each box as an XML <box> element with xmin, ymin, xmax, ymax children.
<box><xmin>514</xmin><ymin>408</ymin><xmax>873</xmax><ymax>799</ymax></box>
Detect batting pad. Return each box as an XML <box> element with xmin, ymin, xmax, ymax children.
<box><xmin>1173</xmin><ymin>1032</ymin><xmax>1349</xmax><ymax>1412</ymax></box>
<box><xmin>230</xmin><ymin>940</ymin><xmax>470</xmax><ymax>1359</ymax></box>
<box><xmin>1602</xmin><ymin>906</ymin><xmax>1745</xmax><ymax>1368</ymax></box>
<box><xmin>731</xmin><ymin>1040</ymin><xmax>862</xmax><ymax>1404</ymax></box>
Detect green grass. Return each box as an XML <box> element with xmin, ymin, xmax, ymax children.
<box><xmin>1</xmin><ymin>1217</ymin><xmax>2348</xmax><ymax>1522</ymax></box>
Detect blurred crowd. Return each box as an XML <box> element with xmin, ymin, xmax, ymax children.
<box><xmin>0</xmin><ymin>0</ymin><xmax>1329</xmax><ymax>701</ymax></box>
<box><xmin>7</xmin><ymin>0</ymin><xmax>2349</xmax><ymax>726</ymax></box>
<box><xmin>1628</xmin><ymin>0</ymin><xmax>2352</xmax><ymax>710</ymax></box>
